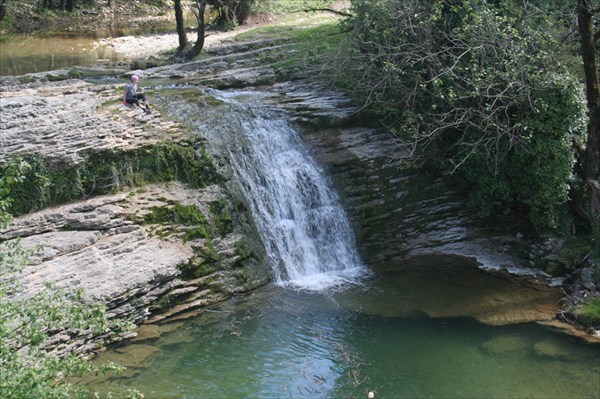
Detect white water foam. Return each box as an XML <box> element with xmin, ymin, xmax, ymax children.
<box><xmin>221</xmin><ymin>92</ymin><xmax>366</xmax><ymax>290</ymax></box>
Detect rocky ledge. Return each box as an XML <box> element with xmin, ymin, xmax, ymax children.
<box><xmin>0</xmin><ymin>71</ymin><xmax>270</xmax><ymax>356</ymax></box>
<box><xmin>3</xmin><ymin>181</ymin><xmax>270</xmax><ymax>356</ymax></box>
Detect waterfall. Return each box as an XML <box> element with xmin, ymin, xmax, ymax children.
<box><xmin>216</xmin><ymin>91</ymin><xmax>366</xmax><ymax>290</ymax></box>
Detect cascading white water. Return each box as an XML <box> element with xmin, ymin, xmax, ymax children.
<box><xmin>218</xmin><ymin>91</ymin><xmax>366</xmax><ymax>290</ymax></box>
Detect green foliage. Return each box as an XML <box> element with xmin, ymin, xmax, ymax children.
<box><xmin>0</xmin><ymin>11</ymin><xmax>16</xmax><ymax>30</ymax></box>
<box><xmin>5</xmin><ymin>143</ymin><xmax>219</xmax><ymax>215</ymax></box>
<box><xmin>339</xmin><ymin>0</ymin><xmax>587</xmax><ymax>230</ymax></box>
<box><xmin>179</xmin><ymin>240</ymin><xmax>221</xmax><ymax>279</ymax></box>
<box><xmin>68</xmin><ymin>68</ymin><xmax>82</xmax><ymax>79</ymax></box>
<box><xmin>0</xmin><ymin>162</ymin><xmax>137</xmax><ymax>399</ymax></box>
<box><xmin>209</xmin><ymin>199</ymin><xmax>233</xmax><ymax>237</ymax></box>
<box><xmin>572</xmin><ymin>297</ymin><xmax>600</xmax><ymax>327</ymax></box>
<box><xmin>0</xmin><ymin>285</ymin><xmax>124</xmax><ymax>399</ymax></box>
<box><xmin>560</xmin><ymin>236</ymin><xmax>596</xmax><ymax>272</ymax></box>
<box><xmin>46</xmin><ymin>73</ymin><xmax>69</xmax><ymax>81</ymax></box>
<box><xmin>17</xmin><ymin>75</ymin><xmax>37</xmax><ymax>84</ymax></box>
<box><xmin>0</xmin><ymin>158</ymin><xmax>29</xmax><ymax>227</ymax></box>
<box><xmin>208</xmin><ymin>0</ymin><xmax>255</xmax><ymax>27</ymax></box>
<box><xmin>141</xmin><ymin>202</ymin><xmax>211</xmax><ymax>241</ymax></box>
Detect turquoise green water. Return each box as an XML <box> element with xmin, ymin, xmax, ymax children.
<box><xmin>90</xmin><ymin>270</ymin><xmax>600</xmax><ymax>399</ymax></box>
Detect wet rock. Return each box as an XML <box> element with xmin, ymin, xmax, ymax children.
<box><xmin>534</xmin><ymin>339</ymin><xmax>579</xmax><ymax>360</ymax></box>
<box><xmin>131</xmin><ymin>325</ymin><xmax>161</xmax><ymax>343</ymax></box>
<box><xmin>107</xmin><ymin>344</ymin><xmax>161</xmax><ymax>368</ymax></box>
<box><xmin>157</xmin><ymin>329</ymin><xmax>195</xmax><ymax>347</ymax></box>
<box><xmin>337</xmin><ymin>255</ymin><xmax>563</xmax><ymax>326</ymax></box>
<box><xmin>481</xmin><ymin>335</ymin><xmax>528</xmax><ymax>354</ymax></box>
<box><xmin>299</xmin><ymin>123</ymin><xmax>540</xmax><ymax>276</ymax></box>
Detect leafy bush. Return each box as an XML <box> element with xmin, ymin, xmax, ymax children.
<box><xmin>337</xmin><ymin>0</ymin><xmax>587</xmax><ymax>230</ymax></box>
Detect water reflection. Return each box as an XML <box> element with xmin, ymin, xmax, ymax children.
<box><xmin>0</xmin><ymin>34</ymin><xmax>121</xmax><ymax>76</ymax></box>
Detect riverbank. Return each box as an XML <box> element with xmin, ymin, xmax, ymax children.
<box><xmin>0</xmin><ymin>0</ymin><xmax>172</xmax><ymax>34</ymax></box>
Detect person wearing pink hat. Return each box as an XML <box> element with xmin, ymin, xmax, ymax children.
<box><xmin>123</xmin><ymin>74</ymin><xmax>150</xmax><ymax>114</ymax></box>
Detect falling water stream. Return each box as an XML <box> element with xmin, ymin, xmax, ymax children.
<box><xmin>218</xmin><ymin>90</ymin><xmax>366</xmax><ymax>289</ymax></box>
<box><xmin>86</xmin><ymin>87</ymin><xmax>599</xmax><ymax>398</ymax></box>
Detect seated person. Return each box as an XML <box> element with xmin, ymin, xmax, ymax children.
<box><xmin>123</xmin><ymin>74</ymin><xmax>150</xmax><ymax>113</ymax></box>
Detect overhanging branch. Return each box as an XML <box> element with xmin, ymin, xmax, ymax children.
<box><xmin>296</xmin><ymin>8</ymin><xmax>353</xmax><ymax>18</ymax></box>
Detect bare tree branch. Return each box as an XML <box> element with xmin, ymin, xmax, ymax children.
<box><xmin>295</xmin><ymin>8</ymin><xmax>353</xmax><ymax>18</ymax></box>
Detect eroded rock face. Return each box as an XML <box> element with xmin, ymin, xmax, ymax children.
<box><xmin>2</xmin><ymin>182</ymin><xmax>269</xmax><ymax>354</ymax></box>
<box><xmin>296</xmin><ymin>123</ymin><xmax>550</xmax><ymax>278</ymax></box>
<box><xmin>0</xmin><ymin>79</ymin><xmax>185</xmax><ymax>168</ymax></box>
<box><xmin>0</xmin><ymin>75</ymin><xmax>270</xmax><ymax>356</ymax></box>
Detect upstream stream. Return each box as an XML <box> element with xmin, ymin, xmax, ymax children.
<box><xmin>83</xmin><ymin>88</ymin><xmax>599</xmax><ymax>398</ymax></box>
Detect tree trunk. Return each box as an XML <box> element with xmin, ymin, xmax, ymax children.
<box><xmin>0</xmin><ymin>0</ymin><xmax>7</xmax><ymax>22</ymax></box>
<box><xmin>577</xmin><ymin>0</ymin><xmax>600</xmax><ymax>233</ymax></box>
<box><xmin>187</xmin><ymin>0</ymin><xmax>206</xmax><ymax>59</ymax></box>
<box><xmin>174</xmin><ymin>0</ymin><xmax>187</xmax><ymax>53</ymax></box>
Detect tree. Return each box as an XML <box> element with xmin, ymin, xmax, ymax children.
<box><xmin>188</xmin><ymin>0</ymin><xmax>207</xmax><ymax>59</ymax></box>
<box><xmin>0</xmin><ymin>0</ymin><xmax>7</xmax><ymax>22</ymax></box>
<box><xmin>577</xmin><ymin>0</ymin><xmax>600</xmax><ymax>237</ymax></box>
<box><xmin>208</xmin><ymin>0</ymin><xmax>255</xmax><ymax>29</ymax></box>
<box><xmin>174</xmin><ymin>0</ymin><xmax>188</xmax><ymax>53</ymax></box>
<box><xmin>173</xmin><ymin>0</ymin><xmax>206</xmax><ymax>60</ymax></box>
<box><xmin>337</xmin><ymin>0</ymin><xmax>587</xmax><ymax>230</ymax></box>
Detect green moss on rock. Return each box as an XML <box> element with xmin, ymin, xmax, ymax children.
<box><xmin>5</xmin><ymin>143</ymin><xmax>219</xmax><ymax>215</ymax></box>
<box><xmin>209</xmin><ymin>199</ymin><xmax>233</xmax><ymax>237</ymax></box>
<box><xmin>140</xmin><ymin>202</ymin><xmax>211</xmax><ymax>242</ymax></box>
<box><xmin>571</xmin><ymin>297</ymin><xmax>600</xmax><ymax>328</ymax></box>
<box><xmin>179</xmin><ymin>241</ymin><xmax>222</xmax><ymax>279</ymax></box>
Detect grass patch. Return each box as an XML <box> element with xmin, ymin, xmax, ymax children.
<box><xmin>17</xmin><ymin>75</ymin><xmax>37</xmax><ymax>84</ymax></box>
<box><xmin>234</xmin><ymin>20</ymin><xmax>345</xmax><ymax>79</ymax></box>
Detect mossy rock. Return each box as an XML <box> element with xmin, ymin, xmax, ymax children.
<box><xmin>5</xmin><ymin>143</ymin><xmax>219</xmax><ymax>215</ymax></box>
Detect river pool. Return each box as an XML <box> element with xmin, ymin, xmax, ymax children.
<box><xmin>88</xmin><ymin>262</ymin><xmax>600</xmax><ymax>399</ymax></box>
